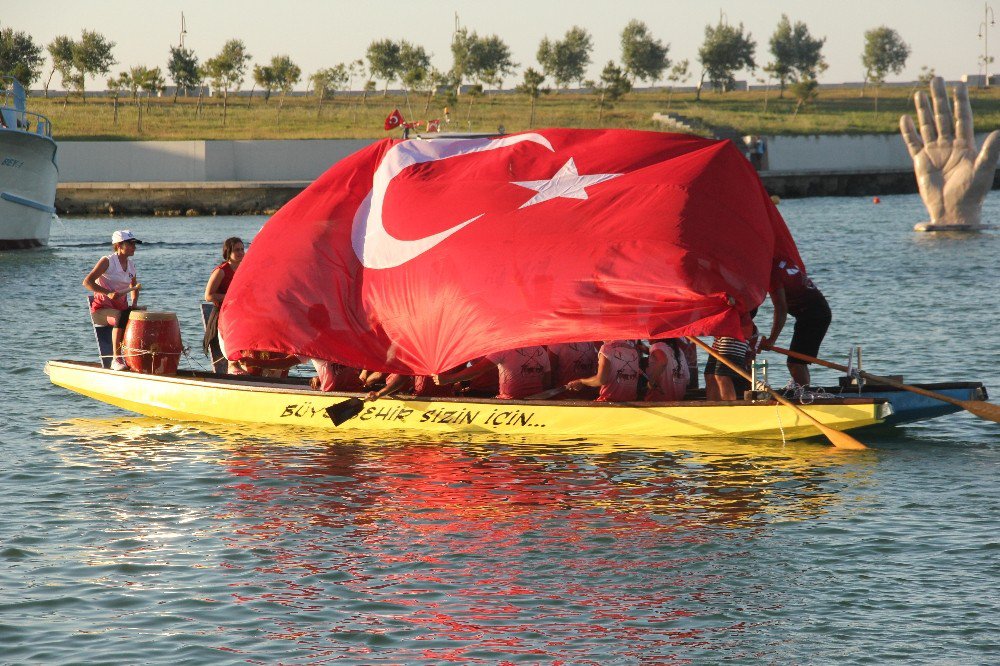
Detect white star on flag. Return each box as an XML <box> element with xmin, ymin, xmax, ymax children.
<box><xmin>511</xmin><ymin>158</ymin><xmax>622</xmax><ymax>209</ymax></box>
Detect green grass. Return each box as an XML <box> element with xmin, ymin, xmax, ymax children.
<box><xmin>27</xmin><ymin>85</ymin><xmax>1000</xmax><ymax>141</ymax></box>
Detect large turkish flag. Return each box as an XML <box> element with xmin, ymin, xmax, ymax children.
<box><xmin>221</xmin><ymin>129</ymin><xmax>801</xmax><ymax>375</ymax></box>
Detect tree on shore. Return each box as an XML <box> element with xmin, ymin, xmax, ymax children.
<box><xmin>62</xmin><ymin>30</ymin><xmax>117</xmax><ymax>102</ymax></box>
<box><xmin>167</xmin><ymin>46</ymin><xmax>200</xmax><ymax>102</ymax></box>
<box><xmin>139</xmin><ymin>66</ymin><xmax>165</xmax><ymax>108</ymax></box>
<box><xmin>697</xmin><ymin>20</ymin><xmax>755</xmax><ymax>97</ymax></box>
<box><xmin>42</xmin><ymin>32</ymin><xmax>121</xmax><ymax>104</ymax></box>
<box><xmin>311</xmin><ymin>64</ymin><xmax>348</xmax><ymax>117</ymax></box>
<box><xmin>516</xmin><ymin>67</ymin><xmax>548</xmax><ymax>126</ymax></box>
<box><xmin>666</xmin><ymin>59</ymin><xmax>690</xmax><ymax>109</ymax></box>
<box><xmin>475</xmin><ymin>35</ymin><xmax>517</xmax><ymax>99</ymax></box>
<box><xmin>861</xmin><ymin>26</ymin><xmax>909</xmax><ymax>113</ymax></box>
<box><xmin>347</xmin><ymin>59</ymin><xmax>365</xmax><ymax>91</ymax></box>
<box><xmin>44</xmin><ymin>36</ymin><xmax>73</xmax><ymax>97</ymax></box>
<box><xmin>203</xmin><ymin>39</ymin><xmax>251</xmax><ymax>126</ymax></box>
<box><xmin>789</xmin><ymin>77</ymin><xmax>819</xmax><ymax>117</ymax></box>
<box><xmin>252</xmin><ymin>64</ymin><xmax>276</xmax><ymax>103</ymax></box>
<box><xmin>420</xmin><ymin>66</ymin><xmax>446</xmax><ymax>114</ymax></box>
<box><xmin>537</xmin><ymin>26</ymin><xmax>593</xmax><ymax>90</ymax></box>
<box><xmin>106</xmin><ymin>71</ymin><xmax>129</xmax><ymax>124</ymax></box>
<box><xmin>766</xmin><ymin>14</ymin><xmax>826</xmax><ymax>97</ymax></box>
<box><xmin>450</xmin><ymin>27</ymin><xmax>477</xmax><ymax>95</ymax></box>
<box><xmin>367</xmin><ymin>39</ymin><xmax>401</xmax><ymax>97</ymax></box>
<box><xmin>270</xmin><ymin>55</ymin><xmax>301</xmax><ymax>109</ymax></box>
<box><xmin>398</xmin><ymin>40</ymin><xmax>430</xmax><ymax>115</ymax></box>
<box><xmin>590</xmin><ymin>60</ymin><xmax>632</xmax><ymax>124</ymax></box>
<box><xmin>620</xmin><ymin>20</ymin><xmax>669</xmax><ymax>86</ymax></box>
<box><xmin>0</xmin><ymin>24</ymin><xmax>44</xmax><ymax>86</ymax></box>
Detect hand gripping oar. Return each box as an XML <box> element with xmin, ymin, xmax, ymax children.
<box><xmin>326</xmin><ymin>380</ymin><xmax>409</xmax><ymax>427</ymax></box>
<box><xmin>770</xmin><ymin>345</ymin><xmax>1000</xmax><ymax>424</ymax></box>
<box><xmin>687</xmin><ymin>337</ymin><xmax>867</xmax><ymax>450</ymax></box>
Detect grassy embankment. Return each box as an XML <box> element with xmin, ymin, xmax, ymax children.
<box><xmin>29</xmin><ymin>85</ymin><xmax>1000</xmax><ymax>141</ymax></box>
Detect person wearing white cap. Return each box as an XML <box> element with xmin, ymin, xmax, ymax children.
<box><xmin>83</xmin><ymin>230</ymin><xmax>143</xmax><ymax>370</ymax></box>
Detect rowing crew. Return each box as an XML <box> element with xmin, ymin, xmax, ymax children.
<box><xmin>85</xmin><ymin>231</ymin><xmax>829</xmax><ymax>402</ymax></box>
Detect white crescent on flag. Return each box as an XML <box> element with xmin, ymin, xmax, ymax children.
<box><xmin>350</xmin><ymin>133</ymin><xmax>554</xmax><ymax>270</ymax></box>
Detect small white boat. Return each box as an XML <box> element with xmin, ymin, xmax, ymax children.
<box><xmin>0</xmin><ymin>77</ymin><xmax>58</xmax><ymax>250</ymax></box>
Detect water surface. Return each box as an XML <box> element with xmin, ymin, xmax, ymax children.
<box><xmin>1</xmin><ymin>196</ymin><xmax>998</xmax><ymax>663</ymax></box>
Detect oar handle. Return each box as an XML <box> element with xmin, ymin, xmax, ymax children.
<box><xmin>769</xmin><ymin>345</ymin><xmax>964</xmax><ymax>408</ymax></box>
<box><xmin>688</xmin><ymin>337</ymin><xmax>867</xmax><ymax>449</ymax></box>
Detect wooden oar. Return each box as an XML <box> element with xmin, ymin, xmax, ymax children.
<box><xmin>687</xmin><ymin>337</ymin><xmax>867</xmax><ymax>450</ymax></box>
<box><xmin>525</xmin><ymin>386</ymin><xmax>567</xmax><ymax>400</ymax></box>
<box><xmin>770</xmin><ymin>345</ymin><xmax>1000</xmax><ymax>424</ymax></box>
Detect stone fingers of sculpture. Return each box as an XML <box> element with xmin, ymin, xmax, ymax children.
<box><xmin>929</xmin><ymin>77</ymin><xmax>954</xmax><ymax>142</ymax></box>
<box><xmin>968</xmin><ymin>129</ymin><xmax>1000</xmax><ymax>202</ymax></box>
<box><xmin>953</xmin><ymin>83</ymin><xmax>975</xmax><ymax>148</ymax></box>
<box><xmin>901</xmin><ymin>76</ymin><xmax>997</xmax><ymax>230</ymax></box>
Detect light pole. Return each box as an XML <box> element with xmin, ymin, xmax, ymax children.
<box><xmin>979</xmin><ymin>3</ymin><xmax>995</xmax><ymax>87</ymax></box>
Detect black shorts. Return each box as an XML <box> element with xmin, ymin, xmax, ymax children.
<box><xmin>788</xmin><ymin>296</ymin><xmax>831</xmax><ymax>364</ymax></box>
<box><xmin>113</xmin><ymin>307</ymin><xmax>134</xmax><ymax>330</ymax></box>
<box><xmin>703</xmin><ymin>337</ymin><xmax>749</xmax><ymax>379</ymax></box>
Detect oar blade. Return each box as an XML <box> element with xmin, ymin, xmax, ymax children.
<box><xmin>325</xmin><ymin>397</ymin><xmax>364</xmax><ymax>426</ymax></box>
<box><xmin>818</xmin><ymin>424</ymin><xmax>868</xmax><ymax>450</ymax></box>
<box><xmin>961</xmin><ymin>400</ymin><xmax>1000</xmax><ymax>424</ymax></box>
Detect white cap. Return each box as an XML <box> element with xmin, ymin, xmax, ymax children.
<box><xmin>111</xmin><ymin>229</ymin><xmax>141</xmax><ymax>244</ymax></box>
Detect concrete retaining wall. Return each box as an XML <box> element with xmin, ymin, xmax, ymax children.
<box><xmin>56</xmin><ymin>181</ymin><xmax>309</xmax><ymax>216</ymax></box>
<box><xmin>763</xmin><ymin>133</ymin><xmax>995</xmax><ymax>172</ymax></box>
<box><xmin>58</xmin><ymin>139</ymin><xmax>376</xmax><ymax>182</ymax></box>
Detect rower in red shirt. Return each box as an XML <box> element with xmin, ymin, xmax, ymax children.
<box><xmin>566</xmin><ymin>340</ymin><xmax>640</xmax><ymax>402</ymax></box>
<box><xmin>547</xmin><ymin>342</ymin><xmax>598</xmax><ymax>399</ymax></box>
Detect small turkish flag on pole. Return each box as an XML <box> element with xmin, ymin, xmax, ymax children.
<box><xmin>383</xmin><ymin>108</ymin><xmax>403</xmax><ymax>130</ymax></box>
<box><xmin>426</xmin><ymin>119</ymin><xmax>440</xmax><ymax>132</ymax></box>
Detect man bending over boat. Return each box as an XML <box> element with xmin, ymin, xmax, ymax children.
<box><xmin>761</xmin><ymin>258</ymin><xmax>831</xmax><ymax>388</ymax></box>
<box><xmin>83</xmin><ymin>230</ymin><xmax>143</xmax><ymax>371</ymax></box>
<box><xmin>566</xmin><ymin>340</ymin><xmax>640</xmax><ymax>402</ymax></box>
<box><xmin>433</xmin><ymin>346</ymin><xmax>551</xmax><ymax>400</ymax></box>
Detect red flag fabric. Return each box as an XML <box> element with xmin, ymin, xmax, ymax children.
<box><xmin>383</xmin><ymin>108</ymin><xmax>403</xmax><ymax>130</ymax></box>
<box><xmin>220</xmin><ymin>129</ymin><xmax>803</xmax><ymax>376</ymax></box>
<box><xmin>426</xmin><ymin>119</ymin><xmax>441</xmax><ymax>132</ymax></box>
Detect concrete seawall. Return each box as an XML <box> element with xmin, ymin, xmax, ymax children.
<box><xmin>57</xmin><ymin>181</ymin><xmax>310</xmax><ymax>216</ymax></box>
<box><xmin>56</xmin><ymin>171</ymin><xmax>930</xmax><ymax>216</ymax></box>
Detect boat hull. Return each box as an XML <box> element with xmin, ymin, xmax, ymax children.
<box><xmin>0</xmin><ymin>128</ymin><xmax>58</xmax><ymax>249</ymax></box>
<box><xmin>46</xmin><ymin>360</ymin><xmax>889</xmax><ymax>441</ymax></box>
<box><xmin>845</xmin><ymin>382</ymin><xmax>988</xmax><ymax>425</ymax></box>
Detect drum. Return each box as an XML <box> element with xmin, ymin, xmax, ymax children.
<box><xmin>123</xmin><ymin>311</ymin><xmax>184</xmax><ymax>375</ymax></box>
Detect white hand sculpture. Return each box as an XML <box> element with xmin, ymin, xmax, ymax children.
<box><xmin>900</xmin><ymin>77</ymin><xmax>1000</xmax><ymax>228</ymax></box>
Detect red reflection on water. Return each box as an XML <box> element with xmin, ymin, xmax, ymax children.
<box><xmin>205</xmin><ymin>441</ymin><xmax>832</xmax><ymax>660</ymax></box>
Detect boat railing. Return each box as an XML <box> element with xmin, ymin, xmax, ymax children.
<box><xmin>1</xmin><ymin>76</ymin><xmax>52</xmax><ymax>138</ymax></box>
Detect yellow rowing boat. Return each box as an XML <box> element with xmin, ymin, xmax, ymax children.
<box><xmin>45</xmin><ymin>360</ymin><xmax>891</xmax><ymax>441</ymax></box>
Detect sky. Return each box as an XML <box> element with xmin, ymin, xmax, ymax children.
<box><xmin>7</xmin><ymin>0</ymin><xmax>998</xmax><ymax>89</ymax></box>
